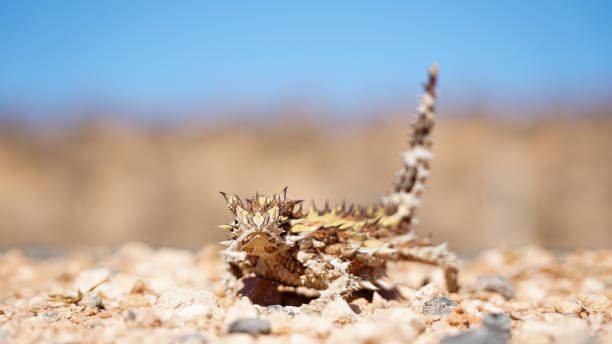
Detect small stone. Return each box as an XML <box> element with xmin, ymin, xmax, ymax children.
<box><xmin>423</xmin><ymin>296</ymin><xmax>457</xmax><ymax>316</ymax></box>
<box><xmin>41</xmin><ymin>311</ymin><xmax>59</xmax><ymax>322</ymax></box>
<box><xmin>578</xmin><ymin>335</ymin><xmax>601</xmax><ymax>344</ymax></box>
<box><xmin>475</xmin><ymin>275</ymin><xmax>515</xmax><ymax>299</ymax></box>
<box><xmin>287</xmin><ymin>334</ymin><xmax>317</xmax><ymax>344</ymax></box>
<box><xmin>175</xmin><ymin>304</ymin><xmax>212</xmax><ymax>320</ymax></box>
<box><xmin>80</xmin><ymin>292</ymin><xmax>103</xmax><ymax>310</ymax></box>
<box><xmin>468</xmin><ymin>312</ymin><xmax>482</xmax><ymax>325</ymax></box>
<box><xmin>226</xmin><ymin>298</ymin><xmax>258</xmax><ymax>323</ymax></box>
<box><xmin>83</xmin><ymin>308</ymin><xmax>97</xmax><ymax>316</ymax></box>
<box><xmin>415</xmin><ymin>283</ymin><xmax>440</xmax><ymax>300</ymax></box>
<box><xmin>425</xmin><ymin>314</ymin><xmax>442</xmax><ymax>324</ymax></box>
<box><xmin>321</xmin><ymin>299</ymin><xmax>355</xmax><ymax>323</ymax></box>
<box><xmin>387</xmin><ymin>307</ymin><xmax>426</xmax><ymax>337</ymax></box>
<box><xmin>554</xmin><ymin>300</ymin><xmax>582</xmax><ymax>315</ymax></box>
<box><xmin>26</xmin><ymin>296</ymin><xmax>47</xmax><ymax>313</ymax></box>
<box><xmin>482</xmin><ymin>313</ymin><xmax>511</xmax><ymax>334</ymax></box>
<box><xmin>446</xmin><ymin>307</ymin><xmax>469</xmax><ymax>327</ymax></box>
<box><xmin>262</xmin><ymin>305</ymin><xmax>282</xmax><ymax>312</ymax></box>
<box><xmin>221</xmin><ymin>334</ymin><xmax>254</xmax><ymax>344</ymax></box>
<box><xmin>283</xmin><ymin>315</ymin><xmax>333</xmax><ymax>337</ymax></box>
<box><xmin>285</xmin><ymin>306</ymin><xmax>301</xmax><ymax>316</ymax></box>
<box><xmin>156</xmin><ymin>289</ymin><xmax>221</xmax><ymax>320</ymax></box>
<box><xmin>577</xmin><ymin>293</ymin><xmax>610</xmax><ymax>313</ymax></box>
<box><xmin>177</xmin><ymin>332</ymin><xmax>207</xmax><ymax>343</ymax></box>
<box><xmin>261</xmin><ymin>305</ymin><xmax>299</xmax><ymax>316</ymax></box>
<box><xmin>441</xmin><ymin>328</ymin><xmax>507</xmax><ymax>344</ymax></box>
<box><xmin>137</xmin><ymin>309</ymin><xmax>162</xmax><ymax>327</ymax></box>
<box><xmin>482</xmin><ymin>302</ymin><xmax>505</xmax><ymax>315</ymax></box>
<box><xmin>441</xmin><ymin>329</ymin><xmax>490</xmax><ymax>344</ymax></box>
<box><xmin>157</xmin><ymin>289</ymin><xmax>218</xmax><ymax>310</ymax></box>
<box><xmin>326</xmin><ymin>321</ymin><xmax>380</xmax><ymax>343</ymax></box>
<box><xmin>518</xmin><ymin>318</ymin><xmax>597</xmax><ymax>344</ymax></box>
<box><xmin>228</xmin><ymin>318</ymin><xmax>271</xmax><ymax>335</ymax></box>
<box><xmin>0</xmin><ymin>328</ymin><xmax>12</xmax><ymax>343</ymax></box>
<box><xmin>442</xmin><ymin>313</ymin><xmax>510</xmax><ymax>344</ymax></box>
<box><xmin>99</xmin><ymin>310</ymin><xmax>112</xmax><ymax>319</ymax></box>
<box><xmin>507</xmin><ymin>301</ymin><xmax>530</xmax><ymax>312</ymax></box>
<box><xmin>123</xmin><ymin>309</ymin><xmax>137</xmax><ymax>321</ymax></box>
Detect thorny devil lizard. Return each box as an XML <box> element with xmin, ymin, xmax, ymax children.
<box><xmin>219</xmin><ymin>64</ymin><xmax>458</xmax><ymax>302</ymax></box>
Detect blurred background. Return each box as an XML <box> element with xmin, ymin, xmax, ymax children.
<box><xmin>0</xmin><ymin>1</ymin><xmax>611</xmax><ymax>252</ymax></box>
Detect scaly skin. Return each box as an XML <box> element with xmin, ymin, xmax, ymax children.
<box><xmin>219</xmin><ymin>64</ymin><xmax>458</xmax><ymax>301</ymax></box>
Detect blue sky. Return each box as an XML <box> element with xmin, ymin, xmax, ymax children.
<box><xmin>0</xmin><ymin>1</ymin><xmax>611</xmax><ymax>117</ymax></box>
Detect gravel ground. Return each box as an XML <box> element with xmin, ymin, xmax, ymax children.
<box><xmin>0</xmin><ymin>244</ymin><xmax>610</xmax><ymax>343</ymax></box>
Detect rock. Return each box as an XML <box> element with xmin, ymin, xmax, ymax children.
<box><xmin>327</xmin><ymin>308</ymin><xmax>424</xmax><ymax>343</ymax></box>
<box><xmin>26</xmin><ymin>296</ymin><xmax>47</xmax><ymax>313</ymax></box>
<box><xmin>475</xmin><ymin>275</ymin><xmax>515</xmax><ymax>299</ymax></box>
<box><xmin>387</xmin><ymin>307</ymin><xmax>426</xmax><ymax>339</ymax></box>
<box><xmin>98</xmin><ymin>310</ymin><xmax>112</xmax><ymax>319</ymax></box>
<box><xmin>40</xmin><ymin>311</ymin><xmax>59</xmax><ymax>322</ymax></box>
<box><xmin>228</xmin><ymin>318</ymin><xmax>271</xmax><ymax>335</ymax></box>
<box><xmin>322</xmin><ymin>299</ymin><xmax>355</xmax><ymax>323</ymax></box>
<box><xmin>325</xmin><ymin>321</ymin><xmax>380</xmax><ymax>343</ymax></box>
<box><xmin>80</xmin><ymin>292</ymin><xmax>103</xmax><ymax>310</ymax></box>
<box><xmin>482</xmin><ymin>313</ymin><xmax>511</xmax><ymax>333</ymax></box>
<box><xmin>157</xmin><ymin>289</ymin><xmax>218</xmax><ymax>310</ymax></box>
<box><xmin>122</xmin><ymin>309</ymin><xmax>137</xmax><ymax>321</ymax></box>
<box><xmin>220</xmin><ymin>334</ymin><xmax>255</xmax><ymax>344</ymax></box>
<box><xmin>282</xmin><ymin>315</ymin><xmax>333</xmax><ymax>337</ymax></box>
<box><xmin>415</xmin><ymin>283</ymin><xmax>440</xmax><ymax>301</ymax></box>
<box><xmin>156</xmin><ymin>288</ymin><xmax>221</xmax><ymax>321</ymax></box>
<box><xmin>177</xmin><ymin>332</ymin><xmax>207</xmax><ymax>343</ymax></box>
<box><xmin>226</xmin><ymin>298</ymin><xmax>258</xmax><ymax>323</ymax></box>
<box><xmin>441</xmin><ymin>329</ymin><xmax>501</xmax><ymax>344</ymax></box>
<box><xmin>441</xmin><ymin>313</ymin><xmax>511</xmax><ymax>344</ymax></box>
<box><xmin>482</xmin><ymin>302</ymin><xmax>505</xmax><ymax>314</ymax></box>
<box><xmin>554</xmin><ymin>300</ymin><xmax>582</xmax><ymax>315</ymax></box>
<box><xmin>175</xmin><ymin>304</ymin><xmax>212</xmax><ymax>320</ymax></box>
<box><xmin>578</xmin><ymin>335</ymin><xmax>601</xmax><ymax>344</ymax></box>
<box><xmin>287</xmin><ymin>334</ymin><xmax>317</xmax><ymax>344</ymax></box>
<box><xmin>0</xmin><ymin>328</ymin><xmax>12</xmax><ymax>343</ymax></box>
<box><xmin>422</xmin><ymin>296</ymin><xmax>457</xmax><ymax>316</ymax></box>
<box><xmin>261</xmin><ymin>305</ymin><xmax>299</xmax><ymax>316</ymax></box>
<box><xmin>577</xmin><ymin>293</ymin><xmax>610</xmax><ymax>313</ymax></box>
<box><xmin>446</xmin><ymin>307</ymin><xmax>469</xmax><ymax>327</ymax></box>
<box><xmin>518</xmin><ymin>318</ymin><xmax>598</xmax><ymax>344</ymax></box>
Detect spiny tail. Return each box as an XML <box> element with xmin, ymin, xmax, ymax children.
<box><xmin>382</xmin><ymin>63</ymin><xmax>438</xmax><ymax>229</ymax></box>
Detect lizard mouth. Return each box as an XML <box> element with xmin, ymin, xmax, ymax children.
<box><xmin>239</xmin><ymin>232</ymin><xmax>279</xmax><ymax>256</ymax></box>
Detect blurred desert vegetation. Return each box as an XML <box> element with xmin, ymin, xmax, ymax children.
<box><xmin>1</xmin><ymin>106</ymin><xmax>610</xmax><ymax>252</ymax></box>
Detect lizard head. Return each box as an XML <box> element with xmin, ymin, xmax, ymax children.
<box><xmin>220</xmin><ymin>187</ymin><xmax>300</xmax><ymax>256</ymax></box>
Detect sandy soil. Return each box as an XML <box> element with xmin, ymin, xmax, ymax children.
<box><xmin>0</xmin><ymin>244</ymin><xmax>610</xmax><ymax>343</ymax></box>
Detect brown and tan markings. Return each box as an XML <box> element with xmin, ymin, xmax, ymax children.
<box><xmin>219</xmin><ymin>64</ymin><xmax>458</xmax><ymax>302</ymax></box>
